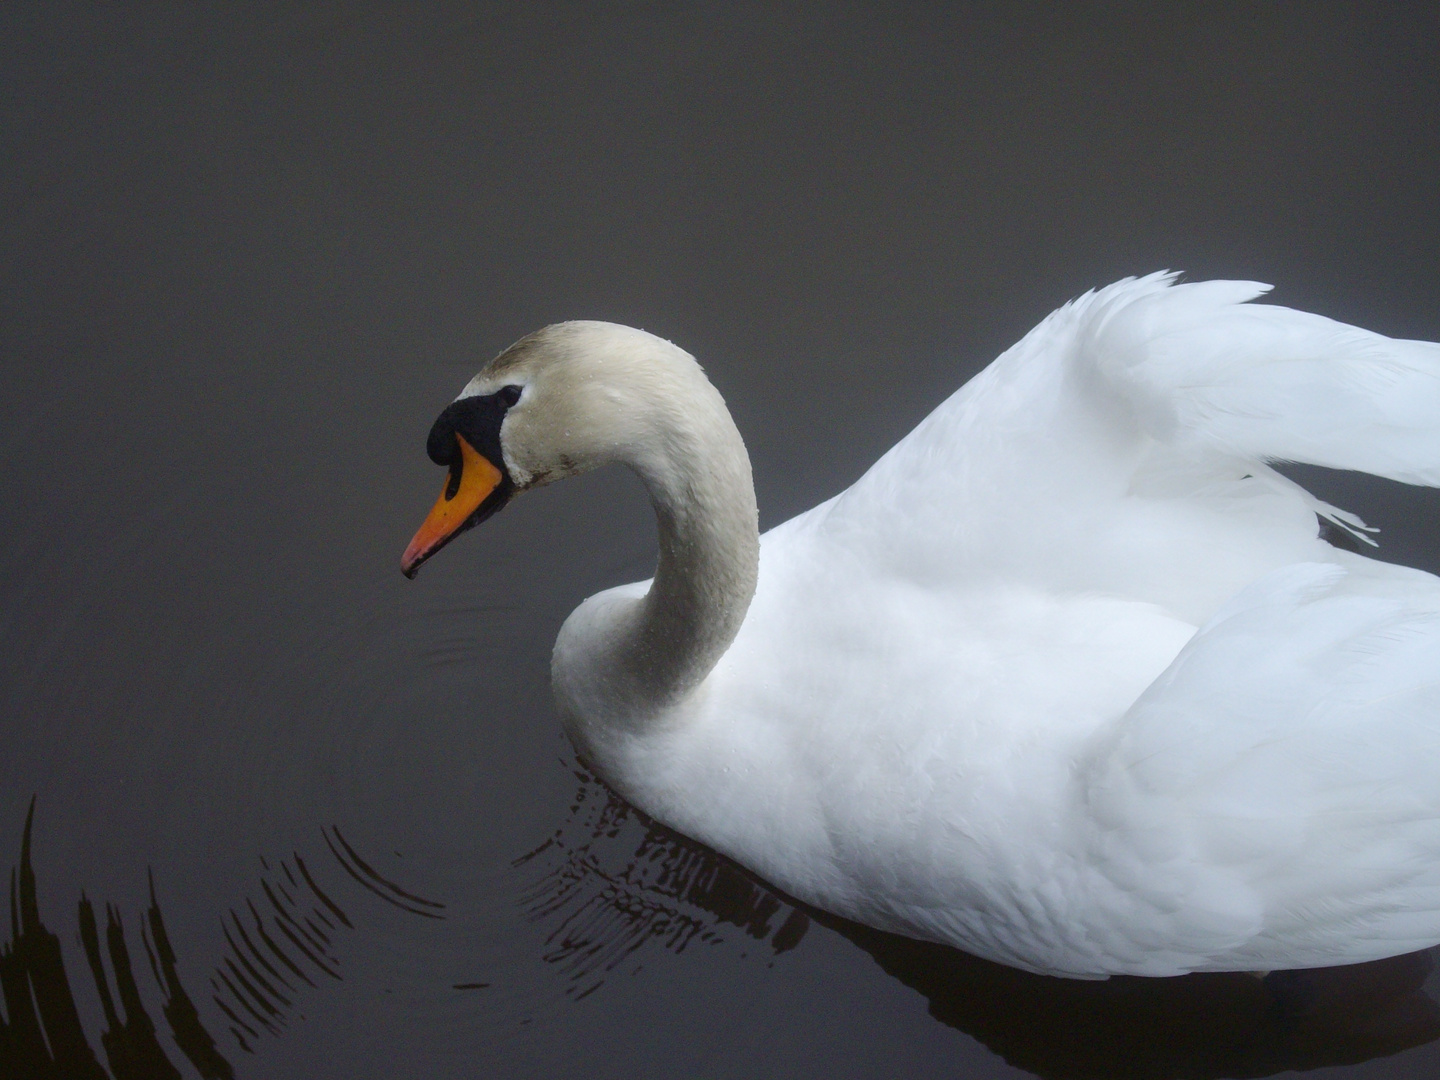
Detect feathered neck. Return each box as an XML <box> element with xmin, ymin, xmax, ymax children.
<box><xmin>546</xmin><ymin>331</ymin><xmax>760</xmax><ymax>741</ymax></box>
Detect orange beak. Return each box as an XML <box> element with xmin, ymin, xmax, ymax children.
<box><xmin>401</xmin><ymin>434</ymin><xmax>505</xmax><ymax>578</ymax></box>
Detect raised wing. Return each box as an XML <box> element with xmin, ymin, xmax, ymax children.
<box><xmin>814</xmin><ymin>274</ymin><xmax>1440</xmax><ymax>605</ymax></box>
<box><xmin>1082</xmin><ymin>273</ymin><xmax>1440</xmax><ymax>485</ymax></box>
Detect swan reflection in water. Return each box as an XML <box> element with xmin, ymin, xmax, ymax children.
<box><xmin>517</xmin><ymin>766</ymin><xmax>1440</xmax><ymax>1080</ymax></box>
<box><xmin>5</xmin><ymin>786</ymin><xmax>1440</xmax><ymax>1079</ymax></box>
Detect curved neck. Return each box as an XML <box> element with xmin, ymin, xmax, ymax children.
<box><xmin>544</xmin><ymin>334</ymin><xmax>761</xmax><ymax>744</ymax></box>
<box><xmin>618</xmin><ymin>393</ymin><xmax>759</xmax><ymax>708</ymax></box>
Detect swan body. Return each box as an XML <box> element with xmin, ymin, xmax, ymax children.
<box><xmin>404</xmin><ymin>274</ymin><xmax>1440</xmax><ymax>977</ymax></box>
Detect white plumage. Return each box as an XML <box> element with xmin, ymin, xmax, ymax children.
<box><xmin>415</xmin><ymin>273</ymin><xmax>1440</xmax><ymax>977</ymax></box>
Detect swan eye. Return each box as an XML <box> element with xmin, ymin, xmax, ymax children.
<box><xmin>497</xmin><ymin>385</ymin><xmax>523</xmax><ymax>409</ymax></box>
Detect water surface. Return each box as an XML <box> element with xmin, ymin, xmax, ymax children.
<box><xmin>4</xmin><ymin>5</ymin><xmax>1440</xmax><ymax>1077</ymax></box>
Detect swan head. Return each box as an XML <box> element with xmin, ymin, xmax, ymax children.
<box><xmin>401</xmin><ymin>320</ymin><xmax>711</xmax><ymax>577</ymax></box>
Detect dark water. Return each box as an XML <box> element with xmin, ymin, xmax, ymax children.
<box><xmin>4</xmin><ymin>4</ymin><xmax>1440</xmax><ymax>1077</ymax></box>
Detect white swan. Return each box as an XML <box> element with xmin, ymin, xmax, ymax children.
<box><xmin>401</xmin><ymin>273</ymin><xmax>1440</xmax><ymax>978</ymax></box>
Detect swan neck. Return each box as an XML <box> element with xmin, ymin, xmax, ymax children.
<box><xmin>623</xmin><ymin>392</ymin><xmax>759</xmax><ymax>707</ymax></box>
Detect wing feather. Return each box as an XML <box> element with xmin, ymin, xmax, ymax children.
<box><xmin>1081</xmin><ymin>561</ymin><xmax>1440</xmax><ymax>971</ymax></box>
<box><xmin>1084</xmin><ymin>274</ymin><xmax>1440</xmax><ymax>484</ymax></box>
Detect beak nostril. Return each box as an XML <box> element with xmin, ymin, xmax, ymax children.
<box><xmin>445</xmin><ymin>448</ymin><xmax>463</xmax><ymax>500</ymax></box>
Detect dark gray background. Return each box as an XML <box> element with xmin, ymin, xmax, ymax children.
<box><xmin>3</xmin><ymin>3</ymin><xmax>1440</xmax><ymax>1078</ymax></box>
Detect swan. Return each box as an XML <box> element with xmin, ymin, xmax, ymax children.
<box><xmin>400</xmin><ymin>273</ymin><xmax>1440</xmax><ymax>979</ymax></box>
